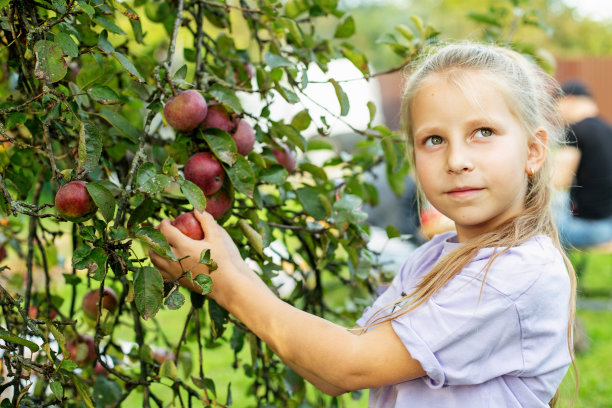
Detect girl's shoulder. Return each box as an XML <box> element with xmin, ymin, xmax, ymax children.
<box><xmin>466</xmin><ymin>235</ymin><xmax>568</xmax><ymax>301</ymax></box>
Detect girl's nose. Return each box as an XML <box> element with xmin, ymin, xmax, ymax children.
<box><xmin>446</xmin><ymin>143</ymin><xmax>474</xmax><ymax>174</ymax></box>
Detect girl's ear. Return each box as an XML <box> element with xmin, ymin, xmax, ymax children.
<box><xmin>526</xmin><ymin>127</ymin><xmax>548</xmax><ymax>174</ymax></box>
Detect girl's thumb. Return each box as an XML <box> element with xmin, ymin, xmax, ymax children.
<box><xmin>193</xmin><ymin>209</ymin><xmax>218</xmax><ymax>238</ymax></box>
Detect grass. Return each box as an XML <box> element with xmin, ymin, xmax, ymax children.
<box><xmin>557</xmin><ymin>250</ymin><xmax>612</xmax><ymax>407</ymax></box>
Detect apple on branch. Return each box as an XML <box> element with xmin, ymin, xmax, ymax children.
<box><xmin>273</xmin><ymin>143</ymin><xmax>297</xmax><ymax>173</ymax></box>
<box><xmin>82</xmin><ymin>287</ymin><xmax>119</xmax><ymax>320</ymax></box>
<box><xmin>55</xmin><ymin>180</ymin><xmax>97</xmax><ymax>222</ymax></box>
<box><xmin>205</xmin><ymin>188</ymin><xmax>234</xmax><ymax>220</ymax></box>
<box><xmin>200</xmin><ymin>103</ymin><xmax>236</xmax><ymax>133</ymax></box>
<box><xmin>231</xmin><ymin>119</ymin><xmax>255</xmax><ymax>156</ymax></box>
<box><xmin>184</xmin><ymin>152</ymin><xmax>225</xmax><ymax>196</ymax></box>
<box><xmin>163</xmin><ymin>90</ymin><xmax>208</xmax><ymax>132</ymax></box>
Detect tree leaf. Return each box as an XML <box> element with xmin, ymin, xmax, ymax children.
<box><xmin>136</xmin><ymin>162</ymin><xmax>157</xmax><ymax>187</ymax></box>
<box><xmin>264</xmin><ymin>52</ymin><xmax>293</xmax><ymax>69</ymax></box>
<box><xmin>227</xmin><ymin>156</ymin><xmax>255</xmax><ymax>198</ymax></box>
<box><xmin>159</xmin><ymin>359</ymin><xmax>178</xmax><ymax>380</ymax></box>
<box><xmin>139</xmin><ymin>174</ymin><xmax>171</xmax><ymax>195</ymax></box>
<box><xmin>33</xmin><ymin>40</ymin><xmax>67</xmax><ymax>83</ymax></box>
<box><xmin>88</xmin><ymin>85</ymin><xmax>121</xmax><ymax>104</ymax></box>
<box><xmin>334</xmin><ymin>15</ymin><xmax>355</xmax><ymax>38</ymax></box>
<box><xmin>164</xmin><ymin>289</ymin><xmax>185</xmax><ymax>310</ymax></box>
<box><xmin>296</xmin><ymin>187</ymin><xmax>328</xmax><ymax>220</ymax></box>
<box><xmin>50</xmin><ymin>381</ymin><xmax>63</xmax><ymax>400</ymax></box>
<box><xmin>133</xmin><ymin>266</ymin><xmax>164</xmax><ymax>320</ymax></box>
<box><xmin>55</xmin><ymin>32</ymin><xmax>78</xmax><ymax>58</ymax></box>
<box><xmin>72</xmin><ymin>375</ymin><xmax>95</xmax><ymax>408</ymax></box>
<box><xmin>193</xmin><ymin>273</ymin><xmax>213</xmax><ymax>295</ymax></box>
<box><xmin>135</xmin><ymin>227</ymin><xmax>176</xmax><ymax>260</ymax></box>
<box><xmin>86</xmin><ymin>181</ymin><xmax>115</xmax><ymax>222</ymax></box>
<box><xmin>203</xmin><ymin>128</ymin><xmax>237</xmax><ymax>166</ymax></box>
<box><xmin>208</xmin><ymin>83</ymin><xmax>243</xmax><ymax>112</ymax></box>
<box><xmin>180</xmin><ymin>180</ymin><xmax>206</xmax><ymax>212</ymax></box>
<box><xmin>329</xmin><ymin>79</ymin><xmax>350</xmax><ymax>117</ymax></box>
<box><xmin>98</xmin><ymin>107</ymin><xmax>141</xmax><ymax>143</ymax></box>
<box><xmin>97</xmin><ymin>31</ymin><xmax>144</xmax><ymax>83</ymax></box>
<box><xmin>78</xmin><ymin>121</ymin><xmax>102</xmax><ymax>173</ymax></box>
<box><xmin>0</xmin><ymin>330</ymin><xmax>40</xmax><ymax>353</ymax></box>
<box><xmin>92</xmin><ymin>377</ymin><xmax>122</xmax><ymax>407</ymax></box>
<box><xmin>94</xmin><ymin>16</ymin><xmax>126</xmax><ymax>35</ymax></box>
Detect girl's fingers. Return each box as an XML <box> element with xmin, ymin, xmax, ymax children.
<box><xmin>193</xmin><ymin>209</ymin><xmax>220</xmax><ymax>240</ymax></box>
<box><xmin>158</xmin><ymin>219</ymin><xmax>188</xmax><ymax>247</ymax></box>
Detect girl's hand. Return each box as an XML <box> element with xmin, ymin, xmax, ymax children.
<box><xmin>149</xmin><ymin>210</ymin><xmax>244</xmax><ymax>294</ymax></box>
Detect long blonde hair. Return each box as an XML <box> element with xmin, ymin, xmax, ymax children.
<box><xmin>366</xmin><ymin>42</ymin><xmax>577</xmax><ymax>406</ymax></box>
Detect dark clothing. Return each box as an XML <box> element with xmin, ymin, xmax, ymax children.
<box><xmin>566</xmin><ymin>116</ymin><xmax>612</xmax><ymax>219</ymax></box>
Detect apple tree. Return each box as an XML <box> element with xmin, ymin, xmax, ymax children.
<box><xmin>0</xmin><ymin>0</ymin><xmax>545</xmax><ymax>406</ymax></box>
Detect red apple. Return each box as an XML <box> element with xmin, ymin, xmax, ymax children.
<box><xmin>273</xmin><ymin>144</ymin><xmax>297</xmax><ymax>173</ymax></box>
<box><xmin>66</xmin><ymin>334</ymin><xmax>96</xmax><ymax>365</ymax></box>
<box><xmin>55</xmin><ymin>181</ymin><xmax>97</xmax><ymax>222</ymax></box>
<box><xmin>172</xmin><ymin>212</ymin><xmax>204</xmax><ymax>240</ymax></box>
<box><xmin>231</xmin><ymin>120</ymin><xmax>255</xmax><ymax>156</ymax></box>
<box><xmin>93</xmin><ymin>361</ymin><xmax>109</xmax><ymax>377</ymax></box>
<box><xmin>200</xmin><ymin>104</ymin><xmax>235</xmax><ymax>133</ymax></box>
<box><xmin>205</xmin><ymin>189</ymin><xmax>234</xmax><ymax>220</ymax></box>
<box><xmin>184</xmin><ymin>152</ymin><xmax>225</xmax><ymax>195</ymax></box>
<box><xmin>82</xmin><ymin>287</ymin><xmax>119</xmax><ymax>320</ymax></box>
<box><xmin>163</xmin><ymin>90</ymin><xmax>208</xmax><ymax>132</ymax></box>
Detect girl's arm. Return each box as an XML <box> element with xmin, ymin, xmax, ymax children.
<box><xmin>150</xmin><ymin>210</ymin><xmax>425</xmax><ymax>394</ymax></box>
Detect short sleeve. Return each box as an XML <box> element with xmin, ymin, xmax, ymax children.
<box><xmin>391</xmin><ymin>274</ymin><xmax>524</xmax><ymax>388</ymax></box>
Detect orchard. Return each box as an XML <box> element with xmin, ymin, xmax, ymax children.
<box><xmin>0</xmin><ymin>0</ymin><xmax>549</xmax><ymax>406</ymax></box>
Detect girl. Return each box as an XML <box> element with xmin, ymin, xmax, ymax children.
<box><xmin>150</xmin><ymin>42</ymin><xmax>576</xmax><ymax>407</ymax></box>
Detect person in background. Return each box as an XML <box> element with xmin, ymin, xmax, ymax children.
<box><xmin>553</xmin><ymin>80</ymin><xmax>612</xmax><ymax>249</ymax></box>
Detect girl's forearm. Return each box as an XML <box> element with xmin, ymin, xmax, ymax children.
<box><xmin>209</xmin><ymin>263</ymin><xmax>366</xmax><ymax>391</ymax></box>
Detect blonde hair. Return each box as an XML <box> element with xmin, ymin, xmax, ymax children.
<box><xmin>365</xmin><ymin>42</ymin><xmax>577</xmax><ymax>406</ymax></box>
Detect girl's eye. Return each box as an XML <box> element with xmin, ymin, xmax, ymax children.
<box><xmin>475</xmin><ymin>128</ymin><xmax>493</xmax><ymax>138</ymax></box>
<box><xmin>425</xmin><ymin>135</ymin><xmax>444</xmax><ymax>146</ymax></box>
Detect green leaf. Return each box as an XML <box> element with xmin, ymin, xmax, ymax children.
<box><xmin>72</xmin><ymin>375</ymin><xmax>95</xmax><ymax>408</ymax></box>
<box><xmin>159</xmin><ymin>359</ymin><xmax>178</xmax><ymax>380</ymax></box>
<box><xmin>208</xmin><ymin>84</ymin><xmax>243</xmax><ymax>112</ymax></box>
<box><xmin>46</xmin><ymin>321</ymin><xmax>67</xmax><ymax>356</ymax></box>
<box><xmin>6</xmin><ymin>112</ymin><xmax>26</xmax><ymax>129</ymax></box>
<box><xmin>334</xmin><ymin>15</ymin><xmax>355</xmax><ymax>38</ymax></box>
<box><xmin>33</xmin><ymin>40</ymin><xmax>67</xmax><ymax>83</ymax></box>
<box><xmin>386</xmin><ymin>224</ymin><xmax>401</xmax><ymax>239</ymax></box>
<box><xmin>180</xmin><ymin>180</ymin><xmax>206</xmax><ymax>212</ymax></box>
<box><xmin>332</xmin><ymin>194</ymin><xmax>368</xmax><ymax>229</ymax></box>
<box><xmin>77</xmin><ymin>0</ymin><xmax>94</xmax><ymax>17</ymax></box>
<box><xmin>203</xmin><ymin>129</ymin><xmax>237</xmax><ymax>165</ymax></box>
<box><xmin>264</xmin><ymin>52</ymin><xmax>293</xmax><ymax>69</ymax></box>
<box><xmin>78</xmin><ymin>121</ymin><xmax>102</xmax><ymax>173</ymax></box>
<box><xmin>0</xmin><ymin>0</ymin><xmax>10</xmax><ymax>11</ymax></box>
<box><xmin>193</xmin><ymin>274</ymin><xmax>213</xmax><ymax>295</ymax></box>
<box><xmin>227</xmin><ymin>156</ymin><xmax>255</xmax><ymax>198</ymax></box>
<box><xmin>0</xmin><ymin>330</ymin><xmax>40</xmax><ymax>353</ymax></box>
<box><xmin>133</xmin><ymin>266</ymin><xmax>164</xmax><ymax>320</ymax></box>
<box><xmin>93</xmin><ymin>377</ymin><xmax>121</xmax><ymax>407</ymax></box>
<box><xmin>88</xmin><ymin>85</ymin><xmax>120</xmax><ymax>104</ymax></box>
<box><xmin>99</xmin><ymin>107</ymin><xmax>141</xmax><ymax>142</ymax></box>
<box><xmin>50</xmin><ymin>381</ymin><xmax>63</xmax><ymax>400</ymax></box>
<box><xmin>55</xmin><ymin>32</ymin><xmax>78</xmax><ymax>58</ymax></box>
<box><xmin>98</xmin><ymin>31</ymin><xmax>144</xmax><ymax>83</ymax></box>
<box><xmin>192</xmin><ymin>376</ymin><xmax>217</xmax><ymax>396</ymax></box>
<box><xmin>94</xmin><ymin>16</ymin><xmax>126</xmax><ymax>35</ymax></box>
<box><xmin>135</xmin><ymin>227</ymin><xmax>176</xmax><ymax>260</ymax></box>
<box><xmin>139</xmin><ymin>174</ymin><xmax>171</xmax><ymax>195</ymax></box>
<box><xmin>296</xmin><ymin>187</ymin><xmax>328</xmax><ymax>220</ymax></box>
<box><xmin>136</xmin><ymin>162</ymin><xmax>157</xmax><ymax>187</ymax></box>
<box><xmin>341</xmin><ymin>45</ymin><xmax>370</xmax><ymax>75</ymax></box>
<box><xmin>329</xmin><ymin>79</ymin><xmax>350</xmax><ymax>117</ymax></box>
<box><xmin>86</xmin><ymin>181</ymin><xmax>115</xmax><ymax>222</ymax></box>
<box><xmin>164</xmin><ymin>289</ymin><xmax>185</xmax><ymax>310</ymax></box>
<box><xmin>290</xmin><ymin>110</ymin><xmax>312</xmax><ymax>131</ymax></box>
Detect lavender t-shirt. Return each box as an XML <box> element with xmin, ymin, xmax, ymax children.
<box><xmin>356</xmin><ymin>232</ymin><xmax>571</xmax><ymax>408</ymax></box>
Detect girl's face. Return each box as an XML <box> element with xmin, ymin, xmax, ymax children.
<box><xmin>410</xmin><ymin>72</ymin><xmax>545</xmax><ymax>242</ymax></box>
